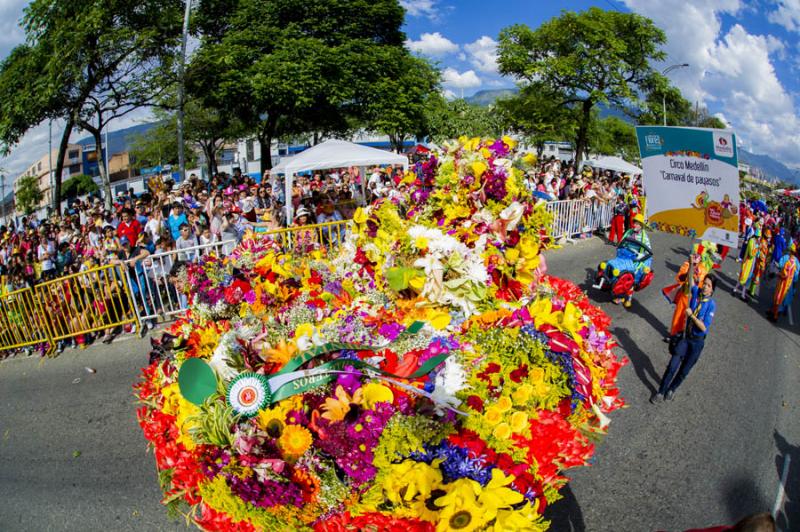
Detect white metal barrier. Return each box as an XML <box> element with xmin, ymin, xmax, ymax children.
<box><xmin>128</xmin><ymin>239</ymin><xmax>236</xmax><ymax>324</ymax></box>
<box><xmin>546</xmin><ymin>199</ymin><xmax>616</xmax><ymax>240</ymax></box>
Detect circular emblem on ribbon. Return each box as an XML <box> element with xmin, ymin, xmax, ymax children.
<box><xmin>227</xmin><ymin>373</ymin><xmax>271</xmax><ymax>417</ymax></box>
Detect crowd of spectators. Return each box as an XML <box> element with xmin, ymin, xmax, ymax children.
<box><xmin>0</xmin><ymin>154</ymin><xmax>647</xmax><ymax>354</ymax></box>
<box><xmin>0</xmin><ymin>165</ymin><xmax>394</xmax><ymax>352</ymax></box>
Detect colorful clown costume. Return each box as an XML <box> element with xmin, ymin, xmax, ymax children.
<box><xmin>769</xmin><ymin>249</ymin><xmax>799</xmax><ymax>322</ymax></box>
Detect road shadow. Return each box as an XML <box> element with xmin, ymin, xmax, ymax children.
<box><xmin>629</xmin><ymin>296</ymin><xmax>670</xmax><ymax>338</ymax></box>
<box><xmin>664</xmin><ymin>261</ymin><xmax>680</xmax><ymax>274</ymax></box>
<box><xmin>720</xmin><ymin>472</ymin><xmax>771</xmax><ymax>523</ymax></box>
<box><xmin>612</xmin><ymin>326</ymin><xmax>661</xmax><ymax>395</ymax></box>
<box><xmin>543</xmin><ymin>484</ymin><xmax>586</xmax><ymax>532</ymax></box>
<box><xmin>774</xmin><ymin>431</ymin><xmax>799</xmax><ymax>531</ymax></box>
<box><xmin>670</xmin><ymin>246</ymin><xmax>691</xmax><ymax>257</ymax></box>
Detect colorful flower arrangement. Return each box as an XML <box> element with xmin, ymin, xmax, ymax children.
<box><xmin>136</xmin><ymin>137</ymin><xmax>626</xmax><ymax>531</ymax></box>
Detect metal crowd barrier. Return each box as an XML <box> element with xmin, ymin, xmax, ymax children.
<box><xmin>0</xmin><ymin>287</ymin><xmax>50</xmax><ymax>352</ymax></box>
<box><xmin>546</xmin><ymin>199</ymin><xmax>617</xmax><ymax>241</ymax></box>
<box><xmin>129</xmin><ymin>220</ymin><xmax>351</xmax><ymax>325</ymax></box>
<box><xmin>265</xmin><ymin>219</ymin><xmax>350</xmax><ymax>254</ymax></box>
<box><xmin>0</xmin><ymin>264</ymin><xmax>139</xmax><ymax>356</ymax></box>
<box><xmin>132</xmin><ymin>239</ymin><xmax>236</xmax><ymax>323</ymax></box>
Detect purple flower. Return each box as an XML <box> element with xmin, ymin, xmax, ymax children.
<box><xmin>378</xmin><ymin>323</ymin><xmax>404</xmax><ymax>342</ymax></box>
<box><xmin>335</xmin><ymin>365</ymin><xmax>363</xmax><ymax>395</ymax></box>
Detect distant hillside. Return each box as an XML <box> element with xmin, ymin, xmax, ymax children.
<box><xmin>465</xmin><ymin>88</ymin><xmax>518</xmax><ymax>106</ymax></box>
<box><xmin>738</xmin><ymin>148</ymin><xmax>800</xmax><ymax>186</ymax></box>
<box><xmin>76</xmin><ymin>121</ymin><xmax>160</xmax><ymax>156</ymax></box>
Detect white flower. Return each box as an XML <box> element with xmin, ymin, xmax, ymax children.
<box><xmin>208</xmin><ymin>331</ymin><xmax>239</xmax><ymax>382</ymax></box>
<box><xmin>499</xmin><ymin>201</ymin><xmax>525</xmax><ymax>231</ymax></box>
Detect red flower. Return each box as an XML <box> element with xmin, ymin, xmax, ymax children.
<box><xmin>465</xmin><ymin>395</ymin><xmax>484</xmax><ymax>411</ymax></box>
<box><xmin>476</xmin><ymin>362</ymin><xmax>501</xmax><ymax>382</ymax></box>
<box><xmin>509</xmin><ymin>364</ymin><xmax>528</xmax><ymax>383</ymax></box>
<box><xmin>315</xmin><ymin>512</ymin><xmax>434</xmax><ymax>532</ymax></box>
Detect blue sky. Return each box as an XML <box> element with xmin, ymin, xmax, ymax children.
<box><xmin>401</xmin><ymin>0</ymin><xmax>800</xmax><ymax>167</ymax></box>
<box><xmin>3</xmin><ymin>0</ymin><xmax>800</xmax><ymax>178</ymax></box>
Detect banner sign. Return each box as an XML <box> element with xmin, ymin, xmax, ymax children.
<box><xmin>635</xmin><ymin>126</ymin><xmax>739</xmax><ymax>248</ymax></box>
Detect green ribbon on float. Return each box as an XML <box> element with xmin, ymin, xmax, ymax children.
<box><xmin>267</xmin><ymin>352</ymin><xmax>451</xmax><ymax>404</ymax></box>
<box><xmin>275</xmin><ymin>320</ymin><xmax>425</xmax><ymax>376</ymax></box>
<box><xmin>262</xmin><ymin>320</ymin><xmax>449</xmax><ymax>405</ymax></box>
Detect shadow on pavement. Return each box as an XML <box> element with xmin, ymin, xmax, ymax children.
<box><xmin>543</xmin><ymin>484</ymin><xmax>586</xmax><ymax>532</ymax></box>
<box><xmin>612</xmin><ymin>326</ymin><xmax>660</xmax><ymax>395</ymax></box>
<box><xmin>774</xmin><ymin>431</ymin><xmax>798</xmax><ymax>531</ymax></box>
<box><xmin>720</xmin><ymin>472</ymin><xmax>771</xmax><ymax>523</ymax></box>
<box><xmin>629</xmin><ymin>296</ymin><xmax>669</xmax><ymax>338</ymax></box>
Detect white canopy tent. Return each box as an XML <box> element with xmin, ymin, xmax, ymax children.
<box><xmin>584</xmin><ymin>156</ymin><xmax>642</xmax><ymax>175</ymax></box>
<box><xmin>282</xmin><ymin>139</ymin><xmax>409</xmax><ymax>221</ymax></box>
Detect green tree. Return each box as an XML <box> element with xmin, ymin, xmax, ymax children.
<box><xmin>129</xmin><ymin>120</ymin><xmax>196</xmax><ymax>171</ymax></box>
<box><xmin>498</xmin><ymin>8</ymin><xmax>666</xmax><ymax>165</ymax></box>
<box><xmin>363</xmin><ymin>55</ymin><xmax>440</xmax><ymax>152</ymax></box>
<box><xmin>16</xmin><ymin>175</ymin><xmax>44</xmax><ymax>215</ymax></box>
<box><xmin>425</xmin><ymin>97</ymin><xmax>507</xmax><ymax>143</ymax></box>
<box><xmin>588</xmin><ymin>115</ymin><xmax>639</xmax><ymax>160</ymax></box>
<box><xmin>61</xmin><ymin>174</ymin><xmax>99</xmax><ymax>198</ymax></box>
<box><xmin>10</xmin><ymin>0</ymin><xmax>182</xmax><ymax>209</ymax></box>
<box><xmin>496</xmin><ymin>81</ymin><xmax>577</xmax><ymax>156</ymax></box>
<box><xmin>635</xmin><ymin>80</ymin><xmax>693</xmax><ymax>126</ymax></box>
<box><xmin>189</xmin><ymin>0</ymin><xmax>407</xmax><ymax>173</ymax></box>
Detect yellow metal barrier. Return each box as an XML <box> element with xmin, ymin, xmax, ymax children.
<box><xmin>33</xmin><ymin>264</ymin><xmax>140</xmax><ymax>346</ymax></box>
<box><xmin>265</xmin><ymin>219</ymin><xmax>350</xmax><ymax>254</ymax></box>
<box><xmin>0</xmin><ymin>287</ymin><xmax>50</xmax><ymax>351</ymax></box>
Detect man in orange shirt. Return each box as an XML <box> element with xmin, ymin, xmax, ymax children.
<box><xmin>662</xmin><ymin>251</ymin><xmax>708</xmax><ymax>339</ymax></box>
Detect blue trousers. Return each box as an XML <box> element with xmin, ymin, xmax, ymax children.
<box><xmin>658</xmin><ymin>336</ymin><xmax>705</xmax><ymax>395</ymax></box>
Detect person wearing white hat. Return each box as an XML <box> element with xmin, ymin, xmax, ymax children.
<box><xmin>292</xmin><ymin>207</ymin><xmax>317</xmax><ymax>253</ymax></box>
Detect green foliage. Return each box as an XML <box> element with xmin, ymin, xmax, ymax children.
<box><xmin>129</xmin><ymin>120</ymin><xmax>196</xmax><ymax>170</ymax></box>
<box><xmin>498</xmin><ymin>8</ymin><xmax>666</xmax><ymax>163</ymax></box>
<box><xmin>635</xmin><ymin>79</ymin><xmax>693</xmax><ymax>126</ymax></box>
<box><xmin>496</xmin><ymin>81</ymin><xmax>577</xmax><ymax>152</ymax></box>
<box><xmin>9</xmin><ymin>0</ymin><xmax>183</xmax><ymax>207</ymax></box>
<box><xmin>363</xmin><ymin>55</ymin><xmax>440</xmax><ymax>152</ymax></box>
<box><xmin>425</xmin><ymin>97</ymin><xmax>506</xmax><ymax>143</ymax></box>
<box><xmin>0</xmin><ymin>45</ymin><xmax>54</xmax><ymax>155</ymax></box>
<box><xmin>588</xmin><ymin>115</ymin><xmax>639</xmax><ymax>161</ymax></box>
<box><xmin>189</xmin><ymin>0</ymin><xmax>408</xmax><ymax>172</ymax></box>
<box><xmin>61</xmin><ymin>174</ymin><xmax>98</xmax><ymax>198</ymax></box>
<box><xmin>16</xmin><ymin>175</ymin><xmax>44</xmax><ymax>215</ymax></box>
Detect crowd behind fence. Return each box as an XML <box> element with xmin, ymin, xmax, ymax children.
<box><xmin>0</xmin><ymin>200</ymin><xmax>638</xmax><ymax>355</ymax></box>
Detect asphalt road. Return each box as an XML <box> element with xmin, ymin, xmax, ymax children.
<box><xmin>0</xmin><ymin>230</ymin><xmax>798</xmax><ymax>532</ymax></box>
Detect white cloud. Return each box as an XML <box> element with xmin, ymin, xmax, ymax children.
<box><xmin>400</xmin><ymin>0</ymin><xmax>440</xmax><ymax>19</ymax></box>
<box><xmin>441</xmin><ymin>67</ymin><xmax>481</xmax><ymax>89</ymax></box>
<box><xmin>406</xmin><ymin>32</ymin><xmax>459</xmax><ymax>57</ymax></box>
<box><xmin>767</xmin><ymin>0</ymin><xmax>800</xmax><ymax>31</ymax></box>
<box><xmin>442</xmin><ymin>89</ymin><xmax>457</xmax><ymax>100</ymax></box>
<box><xmin>624</xmin><ymin>0</ymin><xmax>800</xmax><ymax>165</ymax></box>
<box><xmin>464</xmin><ymin>36</ymin><xmax>498</xmax><ymax>74</ymax></box>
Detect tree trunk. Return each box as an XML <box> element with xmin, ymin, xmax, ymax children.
<box><xmin>574</xmin><ymin>99</ymin><xmax>593</xmax><ymax>169</ymax></box>
<box><xmin>52</xmin><ymin>115</ymin><xmax>74</xmax><ymax>214</ymax></box>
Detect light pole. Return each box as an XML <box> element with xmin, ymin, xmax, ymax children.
<box><xmin>661</xmin><ymin>63</ymin><xmax>689</xmax><ymax>126</ymax></box>
<box><xmin>176</xmin><ymin>0</ymin><xmax>193</xmax><ymax>183</ymax></box>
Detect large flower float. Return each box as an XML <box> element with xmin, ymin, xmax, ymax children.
<box><xmin>135</xmin><ymin>137</ymin><xmax>626</xmax><ymax>531</ymax></box>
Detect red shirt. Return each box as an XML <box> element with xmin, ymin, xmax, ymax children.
<box><xmin>117</xmin><ymin>219</ymin><xmax>142</xmax><ymax>245</ymax></box>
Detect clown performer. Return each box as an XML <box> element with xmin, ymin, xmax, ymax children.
<box><xmin>662</xmin><ymin>246</ymin><xmax>709</xmax><ymax>341</ymax></box>
<box><xmin>770</xmin><ymin>227</ymin><xmax>787</xmax><ymax>277</ymax></box>
<box><xmin>748</xmin><ymin>228</ymin><xmax>772</xmax><ymax>298</ymax></box>
<box><xmin>614</xmin><ymin>213</ymin><xmax>651</xmax><ymax>307</ymax></box>
<box><xmin>768</xmin><ymin>241</ymin><xmax>799</xmax><ymax>323</ymax></box>
<box><xmin>734</xmin><ymin>227</ymin><xmax>760</xmax><ymax>301</ymax></box>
